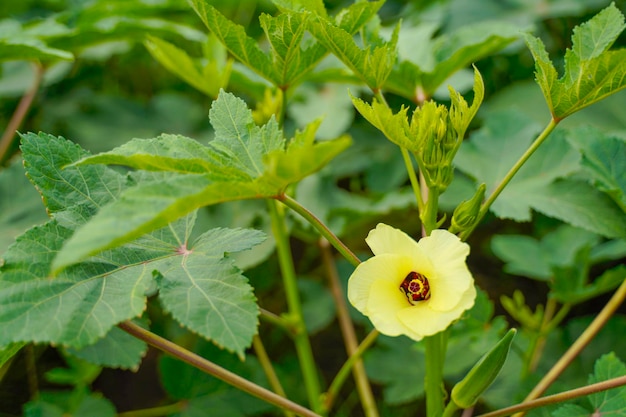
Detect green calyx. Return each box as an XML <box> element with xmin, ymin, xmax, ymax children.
<box><xmin>449</xmin><ymin>183</ymin><xmax>486</xmax><ymax>234</ymax></box>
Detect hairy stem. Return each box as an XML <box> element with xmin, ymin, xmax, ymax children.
<box><xmin>478</xmin><ymin>375</ymin><xmax>626</xmax><ymax>417</ymax></box>
<box><xmin>117</xmin><ymin>321</ymin><xmax>321</xmax><ymax>417</ymax></box>
<box><xmin>0</xmin><ymin>62</ymin><xmax>44</xmax><ymax>163</ymax></box>
<box><xmin>320</xmin><ymin>238</ymin><xmax>378</xmax><ymax>416</ymax></box>
<box><xmin>514</xmin><ymin>277</ymin><xmax>626</xmax><ymax>416</ymax></box>
<box><xmin>268</xmin><ymin>200</ymin><xmax>323</xmax><ymax>413</ymax></box>
<box><xmin>459</xmin><ymin>118</ymin><xmax>559</xmax><ymax>241</ymax></box>
<box><xmin>278</xmin><ymin>195</ymin><xmax>361</xmax><ymax>267</ymax></box>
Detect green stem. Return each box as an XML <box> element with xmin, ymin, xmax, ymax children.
<box><xmin>324</xmin><ymin>330</ymin><xmax>379</xmax><ymax>412</ymax></box>
<box><xmin>260</xmin><ymin>307</ymin><xmax>292</xmax><ymax>332</ymax></box>
<box><xmin>477</xmin><ymin>375</ymin><xmax>626</xmax><ymax>417</ymax></box>
<box><xmin>253</xmin><ymin>335</ymin><xmax>295</xmax><ymax>417</ymax></box>
<box><xmin>441</xmin><ymin>400</ymin><xmax>460</xmax><ymax>417</ymax></box>
<box><xmin>514</xmin><ymin>276</ymin><xmax>626</xmax><ymax>416</ymax></box>
<box><xmin>424</xmin><ymin>331</ymin><xmax>447</xmax><ymax>417</ymax></box>
<box><xmin>268</xmin><ymin>200</ymin><xmax>324</xmax><ymax>413</ymax></box>
<box><xmin>116</xmin><ymin>402</ymin><xmax>186</xmax><ymax>417</ymax></box>
<box><xmin>459</xmin><ymin>118</ymin><xmax>559</xmax><ymax>241</ymax></box>
<box><xmin>400</xmin><ymin>147</ymin><xmax>424</xmax><ymax>212</ymax></box>
<box><xmin>117</xmin><ymin>321</ymin><xmax>322</xmax><ymax>417</ymax></box>
<box><xmin>278</xmin><ymin>195</ymin><xmax>360</xmax><ymax>267</ymax></box>
<box><xmin>421</xmin><ymin>186</ymin><xmax>440</xmax><ymax>236</ymax></box>
<box><xmin>319</xmin><ymin>239</ymin><xmax>378</xmax><ymax>417</ymax></box>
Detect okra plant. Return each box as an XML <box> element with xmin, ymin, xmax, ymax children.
<box><xmin>1</xmin><ymin>1</ymin><xmax>625</xmax><ymax>416</ymax></box>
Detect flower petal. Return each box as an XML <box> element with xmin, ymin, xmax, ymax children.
<box><xmin>397</xmin><ymin>284</ymin><xmax>477</xmax><ymax>337</ymax></box>
<box><xmin>347</xmin><ymin>253</ymin><xmax>413</xmax><ymax>314</ymax></box>
<box><xmin>417</xmin><ymin>229</ymin><xmax>472</xmax><ymax>311</ymax></box>
<box><xmin>366</xmin><ymin>223</ymin><xmax>421</xmax><ymax>257</ymax></box>
<box><xmin>366</xmin><ymin>280</ymin><xmax>412</xmax><ymax>337</ymax></box>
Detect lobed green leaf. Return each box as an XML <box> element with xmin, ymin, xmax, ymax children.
<box><xmin>307</xmin><ymin>14</ymin><xmax>397</xmax><ymax>90</ymax></box>
<box><xmin>20</xmin><ymin>132</ymin><xmax>126</xmax><ymax>218</ymax></box>
<box><xmin>525</xmin><ymin>3</ymin><xmax>626</xmax><ymax>119</ymax></box>
<box><xmin>154</xmin><ymin>227</ymin><xmax>264</xmax><ymax>359</ymax></box>
<box><xmin>52</xmin><ymin>91</ymin><xmax>350</xmax><ymax>271</ymax></box>
<box><xmin>188</xmin><ymin>0</ymin><xmax>278</xmax><ymax>85</ymax></box>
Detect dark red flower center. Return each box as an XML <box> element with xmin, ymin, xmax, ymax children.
<box><xmin>399</xmin><ymin>271</ymin><xmax>431</xmax><ymax>305</ymax></box>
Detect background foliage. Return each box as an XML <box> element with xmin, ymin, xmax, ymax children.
<box><xmin>1</xmin><ymin>0</ymin><xmax>625</xmax><ymax>416</ymax></box>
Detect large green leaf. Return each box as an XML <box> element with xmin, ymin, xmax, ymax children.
<box><xmin>456</xmin><ymin>113</ymin><xmax>626</xmax><ymax>237</ymax></box>
<box><xmin>67</xmin><ymin>322</ymin><xmax>148</xmax><ymax>370</ymax></box>
<box><xmin>0</xmin><ymin>220</ymin><xmax>155</xmax><ymax>348</ymax></box>
<box><xmin>566</xmin><ymin>126</ymin><xmax>626</xmax><ymax>213</ymax></box>
<box><xmin>491</xmin><ymin>225</ymin><xmax>600</xmax><ymax>281</ymax></box>
<box><xmin>0</xmin><ymin>212</ymin><xmax>262</xmax><ymax>356</ymax></box>
<box><xmin>528</xmin><ymin>179</ymin><xmax>626</xmax><ymax>238</ymax></box>
<box><xmin>19</xmin><ymin>132</ymin><xmax>127</xmax><ymax>220</ymax></box>
<box><xmin>52</xmin><ymin>91</ymin><xmax>350</xmax><ymax>271</ymax></box>
<box><xmin>455</xmin><ymin>112</ymin><xmax>576</xmax><ymax>221</ymax></box>
<box><xmin>2</xmin><ymin>134</ymin><xmax>264</xmax><ymax>357</ymax></box>
<box><xmin>153</xmin><ymin>226</ymin><xmax>264</xmax><ymax>358</ymax></box>
<box><xmin>524</xmin><ymin>4</ymin><xmax>626</xmax><ymax>119</ymax></box>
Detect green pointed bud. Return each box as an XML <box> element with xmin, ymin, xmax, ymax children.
<box><xmin>449</xmin><ymin>183</ymin><xmax>486</xmax><ymax>234</ymax></box>
<box><xmin>451</xmin><ymin>328</ymin><xmax>516</xmax><ymax>409</ymax></box>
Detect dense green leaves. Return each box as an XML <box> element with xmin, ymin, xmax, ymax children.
<box><xmin>1</xmin><ymin>133</ymin><xmax>266</xmax><ymax>357</ymax></box>
<box><xmin>525</xmin><ymin>3</ymin><xmax>626</xmax><ymax>119</ymax></box>
<box><xmin>351</xmin><ymin>66</ymin><xmax>484</xmax><ymax>153</ymax></box>
<box><xmin>54</xmin><ymin>91</ymin><xmax>349</xmax><ymax>270</ymax></box>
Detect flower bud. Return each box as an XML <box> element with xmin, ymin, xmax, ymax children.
<box><xmin>451</xmin><ymin>328</ymin><xmax>516</xmax><ymax>408</ymax></box>
<box><xmin>449</xmin><ymin>183</ymin><xmax>486</xmax><ymax>234</ymax></box>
